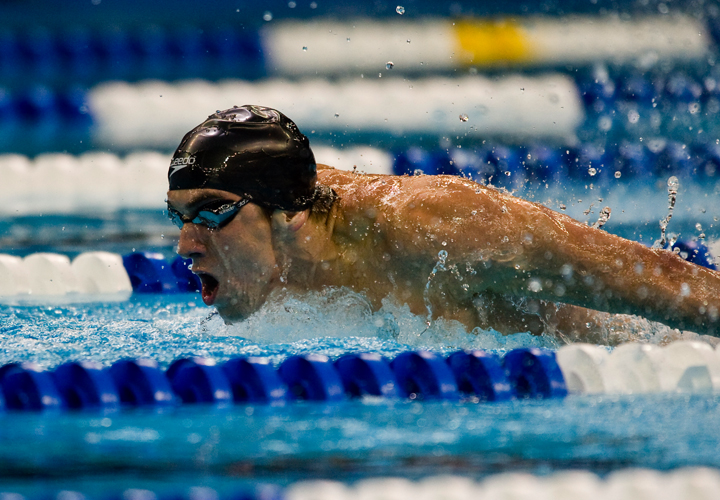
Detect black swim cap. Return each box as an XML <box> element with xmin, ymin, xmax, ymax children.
<box><xmin>168</xmin><ymin>105</ymin><xmax>317</xmax><ymax>211</ymax></box>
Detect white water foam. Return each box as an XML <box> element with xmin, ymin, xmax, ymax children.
<box><xmin>209</xmin><ymin>287</ymin><xmax>719</xmax><ymax>350</ymax></box>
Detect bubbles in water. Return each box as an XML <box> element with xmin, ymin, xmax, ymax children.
<box><xmin>263</xmin><ymin>11</ymin><xmax>273</xmax><ymax>21</ymax></box>
<box><xmin>459</xmin><ymin>113</ymin><xmax>469</xmax><ymax>122</ymax></box>
<box><xmin>527</xmin><ymin>278</ymin><xmax>542</xmax><ymax>292</ymax></box>
<box><xmin>598</xmin><ymin>116</ymin><xmax>612</xmax><ymax>131</ymax></box>
<box><xmin>396</xmin><ymin>5</ymin><xmax>405</xmax><ymax>14</ymax></box>
<box><xmin>588</xmin><ymin>167</ymin><xmax>597</xmax><ymax>176</ymax></box>
<box><xmin>614</xmin><ymin>171</ymin><xmax>622</xmax><ymax>178</ymax></box>
<box><xmin>386</xmin><ymin>61</ymin><xmax>394</xmax><ymax>70</ymax></box>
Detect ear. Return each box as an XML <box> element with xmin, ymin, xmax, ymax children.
<box><xmin>271</xmin><ymin>209</ymin><xmax>309</xmax><ymax>234</ymax></box>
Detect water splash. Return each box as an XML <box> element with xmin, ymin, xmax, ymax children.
<box><xmin>592</xmin><ymin>206</ymin><xmax>612</xmax><ymax>229</ymax></box>
<box><xmin>655</xmin><ymin>176</ymin><xmax>679</xmax><ymax>248</ymax></box>
<box><xmin>423</xmin><ymin>249</ymin><xmax>448</xmax><ymax>329</ymax></box>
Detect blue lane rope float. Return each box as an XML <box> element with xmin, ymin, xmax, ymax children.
<box><xmin>222</xmin><ymin>357</ymin><xmax>288</xmax><ymax>404</ymax></box>
<box><xmin>0</xmin><ymin>26</ymin><xmax>265</xmax><ymax>86</ymax></box>
<box><xmin>334</xmin><ymin>352</ymin><xmax>401</xmax><ymax>398</ymax></box>
<box><xmin>390</xmin><ymin>351</ymin><xmax>460</xmax><ymax>400</ymax></box>
<box><xmin>446</xmin><ymin>350</ymin><xmax>514</xmax><ymax>401</ymax></box>
<box><xmin>2</xmin><ymin>67</ymin><xmax>720</xmax><ymax>152</ymax></box>
<box><xmin>391</xmin><ymin>141</ymin><xmax>720</xmax><ymax>187</ymax></box>
<box><xmin>52</xmin><ymin>361</ymin><xmax>120</xmax><ymax>410</ymax></box>
<box><xmin>166</xmin><ymin>357</ymin><xmax>233</xmax><ymax>405</ymax></box>
<box><xmin>122</xmin><ymin>252</ymin><xmax>180</xmax><ymax>294</ymax></box>
<box><xmin>503</xmin><ymin>348</ymin><xmax>568</xmax><ymax>399</ymax></box>
<box><xmin>278</xmin><ymin>354</ymin><xmax>346</xmax><ymax>402</ymax></box>
<box><xmin>171</xmin><ymin>255</ymin><xmax>202</xmax><ymax>293</ymax></box>
<box><xmin>5</xmin><ymin>343</ymin><xmax>720</xmax><ymax>411</ymax></box>
<box><xmin>0</xmin><ymin>362</ymin><xmax>65</xmax><ymax>411</ymax></box>
<box><xmin>108</xmin><ymin>358</ymin><xmax>176</xmax><ymax>407</ymax></box>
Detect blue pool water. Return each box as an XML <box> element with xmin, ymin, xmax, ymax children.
<box><xmin>2</xmin><ymin>289</ymin><xmax>720</xmax><ymax>493</ymax></box>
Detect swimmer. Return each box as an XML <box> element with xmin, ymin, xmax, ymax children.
<box><xmin>166</xmin><ymin>105</ymin><xmax>720</xmax><ymax>343</ymax></box>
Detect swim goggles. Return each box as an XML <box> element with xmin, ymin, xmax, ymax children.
<box><xmin>167</xmin><ymin>198</ymin><xmax>250</xmax><ymax>230</ymax></box>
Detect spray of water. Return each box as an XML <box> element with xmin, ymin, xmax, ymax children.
<box><xmin>422</xmin><ymin>249</ymin><xmax>448</xmax><ymax>329</ymax></box>
<box><xmin>654</xmin><ymin>176</ymin><xmax>679</xmax><ymax>249</ymax></box>
<box><xmin>592</xmin><ymin>206</ymin><xmax>612</xmax><ymax>229</ymax></box>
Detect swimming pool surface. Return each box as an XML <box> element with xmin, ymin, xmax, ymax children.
<box><xmin>2</xmin><ymin>292</ymin><xmax>720</xmax><ymax>494</ymax></box>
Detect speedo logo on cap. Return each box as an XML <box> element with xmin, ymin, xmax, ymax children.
<box><xmin>169</xmin><ymin>155</ymin><xmax>197</xmax><ymax>176</ymax></box>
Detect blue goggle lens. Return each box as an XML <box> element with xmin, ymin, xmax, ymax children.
<box><xmin>168</xmin><ymin>199</ymin><xmax>249</xmax><ymax>230</ymax></box>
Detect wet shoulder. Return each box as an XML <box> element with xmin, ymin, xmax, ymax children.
<box><xmin>319</xmin><ymin>169</ymin><xmax>486</xmax><ymax>197</ymax></box>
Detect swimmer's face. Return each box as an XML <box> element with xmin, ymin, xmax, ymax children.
<box><xmin>167</xmin><ymin>188</ymin><xmax>280</xmax><ymax>323</ymax></box>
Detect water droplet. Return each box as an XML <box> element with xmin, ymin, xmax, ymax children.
<box><xmin>668</xmin><ymin>176</ymin><xmax>680</xmax><ymax>193</ymax></box>
<box><xmin>592</xmin><ymin>206</ymin><xmax>612</xmax><ymax>230</ymax></box>
<box><xmin>527</xmin><ymin>278</ymin><xmax>542</xmax><ymax>292</ymax></box>
<box><xmin>263</xmin><ymin>11</ymin><xmax>273</xmax><ymax>21</ymax></box>
<box><xmin>559</xmin><ymin>204</ymin><xmax>567</xmax><ymax>210</ymax></box>
<box><xmin>588</xmin><ymin>167</ymin><xmax>597</xmax><ymax>176</ymax></box>
<box><xmin>302</xmin><ymin>46</ymin><xmax>307</xmax><ymax>51</ymax></box>
<box><xmin>442</xmin><ymin>241</ymin><xmax>447</xmax><ymax>246</ymax></box>
<box><xmin>396</xmin><ymin>5</ymin><xmax>405</xmax><ymax>14</ymax></box>
<box><xmin>386</xmin><ymin>61</ymin><xmax>394</xmax><ymax>70</ymax></box>
<box><xmin>309</xmin><ymin>1</ymin><xmax>317</xmax><ymax>8</ymax></box>
<box><xmin>696</xmin><ymin>223</ymin><xmax>703</xmax><ymax>231</ymax></box>
<box><xmin>288</xmin><ymin>1</ymin><xmax>296</xmax><ymax>7</ymax></box>
<box><xmin>614</xmin><ymin>171</ymin><xmax>622</xmax><ymax>178</ymax></box>
<box><xmin>459</xmin><ymin>113</ymin><xmax>469</xmax><ymax>122</ymax></box>
<box><xmin>334</xmin><ymin>113</ymin><xmax>339</xmax><ymax>118</ymax></box>
<box><xmin>346</xmin><ymin>37</ymin><xmax>350</xmax><ymax>42</ymax></box>
<box><xmin>406</xmin><ymin>39</ymin><xmax>411</xmax><ymax>43</ymax></box>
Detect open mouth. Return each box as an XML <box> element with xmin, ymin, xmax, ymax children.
<box><xmin>196</xmin><ymin>272</ymin><xmax>220</xmax><ymax>306</ymax></box>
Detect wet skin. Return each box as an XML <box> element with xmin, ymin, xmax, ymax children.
<box><xmin>168</xmin><ymin>166</ymin><xmax>720</xmax><ymax>341</ymax></box>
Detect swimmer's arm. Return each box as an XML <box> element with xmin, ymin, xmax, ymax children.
<box><xmin>400</xmin><ymin>179</ymin><xmax>720</xmax><ymax>335</ymax></box>
<box><xmin>481</xmin><ymin>194</ymin><xmax>720</xmax><ymax>335</ymax></box>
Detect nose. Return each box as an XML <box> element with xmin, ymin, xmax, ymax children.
<box><xmin>176</xmin><ymin>224</ymin><xmax>208</xmax><ymax>260</ymax></box>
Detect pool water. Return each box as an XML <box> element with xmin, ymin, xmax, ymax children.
<box><xmin>2</xmin><ymin>289</ymin><xmax>720</xmax><ymax>493</ymax></box>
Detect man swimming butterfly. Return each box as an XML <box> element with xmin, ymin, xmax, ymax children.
<box><xmin>166</xmin><ymin>105</ymin><xmax>720</xmax><ymax>343</ymax></box>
